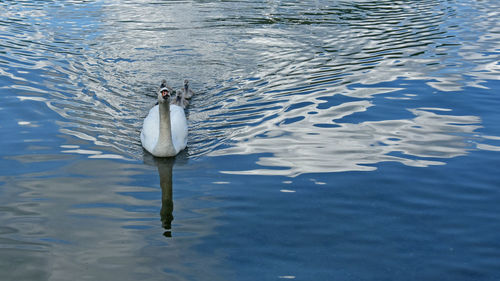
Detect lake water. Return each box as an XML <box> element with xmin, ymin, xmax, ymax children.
<box><xmin>1</xmin><ymin>0</ymin><xmax>500</xmax><ymax>280</ymax></box>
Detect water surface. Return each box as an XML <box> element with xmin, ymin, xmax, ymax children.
<box><xmin>1</xmin><ymin>0</ymin><xmax>500</xmax><ymax>280</ymax></box>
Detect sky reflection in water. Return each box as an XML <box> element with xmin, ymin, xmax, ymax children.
<box><xmin>2</xmin><ymin>0</ymin><xmax>499</xmax><ymax>176</ymax></box>
<box><xmin>1</xmin><ymin>0</ymin><xmax>500</xmax><ymax>280</ymax></box>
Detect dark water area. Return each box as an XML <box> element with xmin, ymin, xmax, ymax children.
<box><xmin>1</xmin><ymin>0</ymin><xmax>500</xmax><ymax>280</ymax></box>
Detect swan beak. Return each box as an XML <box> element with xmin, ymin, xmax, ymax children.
<box><xmin>160</xmin><ymin>89</ymin><xmax>170</xmax><ymax>100</ymax></box>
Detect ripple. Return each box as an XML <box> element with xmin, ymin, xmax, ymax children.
<box><xmin>1</xmin><ymin>1</ymin><xmax>500</xmax><ymax>280</ymax></box>
<box><xmin>1</xmin><ymin>0</ymin><xmax>499</xmax><ymax>175</ymax></box>
<box><xmin>186</xmin><ymin>0</ymin><xmax>500</xmax><ymax>175</ymax></box>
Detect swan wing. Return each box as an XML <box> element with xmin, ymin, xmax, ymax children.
<box><xmin>140</xmin><ymin>105</ymin><xmax>159</xmax><ymax>154</ymax></box>
<box><xmin>170</xmin><ymin>104</ymin><xmax>188</xmax><ymax>153</ymax></box>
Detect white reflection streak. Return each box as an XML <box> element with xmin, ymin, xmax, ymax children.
<box><xmin>212</xmin><ymin>106</ymin><xmax>484</xmax><ymax>177</ymax></box>
<box><xmin>206</xmin><ymin>0</ymin><xmax>500</xmax><ymax>176</ymax></box>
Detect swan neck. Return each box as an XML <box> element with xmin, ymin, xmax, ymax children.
<box><xmin>155</xmin><ymin>101</ymin><xmax>176</xmax><ymax>156</ymax></box>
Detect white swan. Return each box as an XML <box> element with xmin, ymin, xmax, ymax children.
<box><xmin>141</xmin><ymin>80</ymin><xmax>188</xmax><ymax>157</ymax></box>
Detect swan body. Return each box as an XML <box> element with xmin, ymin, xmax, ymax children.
<box><xmin>171</xmin><ymin>92</ymin><xmax>189</xmax><ymax>109</ymax></box>
<box><xmin>170</xmin><ymin>80</ymin><xmax>194</xmax><ymax>109</ymax></box>
<box><xmin>178</xmin><ymin>79</ymin><xmax>194</xmax><ymax>100</ymax></box>
<box><xmin>141</xmin><ymin>81</ymin><xmax>188</xmax><ymax>157</ymax></box>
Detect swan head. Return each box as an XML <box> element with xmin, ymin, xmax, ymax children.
<box><xmin>184</xmin><ymin>79</ymin><xmax>189</xmax><ymax>91</ymax></box>
<box><xmin>158</xmin><ymin>80</ymin><xmax>172</xmax><ymax>103</ymax></box>
<box><xmin>158</xmin><ymin>87</ymin><xmax>171</xmax><ymax>103</ymax></box>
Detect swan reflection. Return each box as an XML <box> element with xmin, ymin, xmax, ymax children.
<box><xmin>144</xmin><ymin>155</ymin><xmax>175</xmax><ymax>237</ymax></box>
<box><xmin>156</xmin><ymin>158</ymin><xmax>174</xmax><ymax>237</ymax></box>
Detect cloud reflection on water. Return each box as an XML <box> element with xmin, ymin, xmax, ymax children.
<box><xmin>192</xmin><ymin>0</ymin><xmax>500</xmax><ymax>176</ymax></box>
<box><xmin>2</xmin><ymin>0</ymin><xmax>499</xmax><ymax>177</ymax></box>
<box><xmin>211</xmin><ymin>100</ymin><xmax>486</xmax><ymax>176</ymax></box>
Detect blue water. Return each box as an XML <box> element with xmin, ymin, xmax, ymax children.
<box><xmin>1</xmin><ymin>0</ymin><xmax>500</xmax><ymax>280</ymax></box>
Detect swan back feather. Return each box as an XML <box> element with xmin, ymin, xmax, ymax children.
<box><xmin>141</xmin><ymin>104</ymin><xmax>188</xmax><ymax>157</ymax></box>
